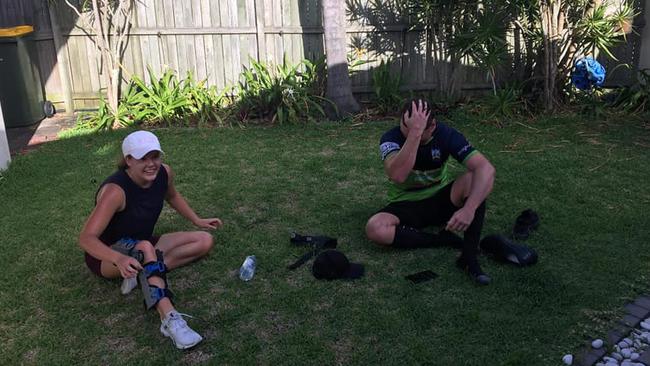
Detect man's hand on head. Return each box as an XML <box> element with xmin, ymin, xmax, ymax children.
<box><xmin>403</xmin><ymin>100</ymin><xmax>430</xmax><ymax>137</ymax></box>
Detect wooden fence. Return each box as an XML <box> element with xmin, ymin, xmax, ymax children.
<box><xmin>0</xmin><ymin>0</ymin><xmax>644</xmax><ymax>111</ymax></box>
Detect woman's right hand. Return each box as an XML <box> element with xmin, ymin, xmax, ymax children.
<box><xmin>114</xmin><ymin>255</ymin><xmax>143</xmax><ymax>279</ymax></box>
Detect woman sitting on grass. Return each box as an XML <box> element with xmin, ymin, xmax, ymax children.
<box><xmin>79</xmin><ymin>130</ymin><xmax>223</xmax><ymax>350</ymax></box>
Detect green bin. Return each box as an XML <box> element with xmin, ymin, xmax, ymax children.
<box><xmin>0</xmin><ymin>25</ymin><xmax>46</xmax><ymax>127</ymax></box>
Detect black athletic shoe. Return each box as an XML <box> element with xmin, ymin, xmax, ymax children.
<box><xmin>456</xmin><ymin>256</ymin><xmax>492</xmax><ymax>285</ymax></box>
<box><xmin>480</xmin><ymin>234</ymin><xmax>538</xmax><ymax>266</ymax></box>
<box><xmin>512</xmin><ymin>209</ymin><xmax>540</xmax><ymax>240</ymax></box>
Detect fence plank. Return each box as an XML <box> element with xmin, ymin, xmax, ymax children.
<box><xmin>149</xmin><ymin>1</ymin><xmax>162</xmax><ymax>75</ymax></box>
<box><xmin>162</xmin><ymin>0</ymin><xmax>178</xmax><ymax>71</ymax></box>
<box><xmin>254</xmin><ymin>0</ymin><xmax>266</xmax><ymax>62</ymax></box>
<box><xmin>213</xmin><ymin>35</ymin><xmax>226</xmax><ymax>89</ymax></box>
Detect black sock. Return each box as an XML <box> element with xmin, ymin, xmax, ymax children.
<box><xmin>392</xmin><ymin>225</ymin><xmax>439</xmax><ymax>248</ymax></box>
<box><xmin>461</xmin><ymin>201</ymin><xmax>486</xmax><ymax>262</ymax></box>
<box><xmin>438</xmin><ymin>230</ymin><xmax>463</xmax><ymax>249</ymax></box>
<box><xmin>457</xmin><ymin>254</ymin><xmax>486</xmax><ymax>276</ymax></box>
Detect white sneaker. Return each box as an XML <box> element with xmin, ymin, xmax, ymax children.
<box><xmin>160</xmin><ymin>311</ymin><xmax>203</xmax><ymax>349</ymax></box>
<box><xmin>120</xmin><ymin>277</ymin><xmax>138</xmax><ymax>295</ymax></box>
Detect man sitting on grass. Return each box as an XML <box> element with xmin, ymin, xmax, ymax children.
<box><xmin>365</xmin><ymin>99</ymin><xmax>496</xmax><ymax>285</ymax></box>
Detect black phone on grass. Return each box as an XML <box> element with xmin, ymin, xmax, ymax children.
<box><xmin>405</xmin><ymin>270</ymin><xmax>438</xmax><ymax>284</ymax></box>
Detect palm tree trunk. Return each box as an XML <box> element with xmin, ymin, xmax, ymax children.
<box><xmin>322</xmin><ymin>0</ymin><xmax>360</xmax><ymax>119</ymax></box>
<box><xmin>540</xmin><ymin>0</ymin><xmax>560</xmax><ymax>111</ymax></box>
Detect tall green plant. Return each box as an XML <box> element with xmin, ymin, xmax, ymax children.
<box><xmin>126</xmin><ymin>68</ymin><xmax>189</xmax><ymax>125</ymax></box>
<box><xmin>236</xmin><ymin>57</ymin><xmax>332</xmax><ymax>124</ymax></box>
<box><xmin>372</xmin><ymin>59</ymin><xmax>403</xmax><ymax>113</ymax></box>
<box><xmin>610</xmin><ymin>69</ymin><xmax>650</xmax><ymax>113</ymax></box>
<box><xmin>182</xmin><ymin>73</ymin><xmax>231</xmax><ymax>127</ymax></box>
<box><xmin>75</xmin><ymin>94</ymin><xmax>134</xmax><ymax>131</ymax></box>
<box><xmin>451</xmin><ymin>4</ymin><xmax>509</xmax><ymax>95</ymax></box>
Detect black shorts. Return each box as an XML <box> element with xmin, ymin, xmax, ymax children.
<box><xmin>377</xmin><ymin>182</ymin><xmax>459</xmax><ymax>229</ymax></box>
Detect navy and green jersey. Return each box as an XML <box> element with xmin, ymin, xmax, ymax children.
<box><xmin>379</xmin><ymin>122</ymin><xmax>479</xmax><ymax>203</ymax></box>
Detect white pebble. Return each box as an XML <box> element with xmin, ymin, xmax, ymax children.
<box><xmin>620</xmin><ymin>341</ymin><xmax>631</xmax><ymax>349</ymax></box>
<box><xmin>641</xmin><ymin>321</ymin><xmax>650</xmax><ymax>330</ymax></box>
<box><xmin>634</xmin><ymin>340</ymin><xmax>643</xmax><ymax>348</ymax></box>
<box><xmin>625</xmin><ymin>338</ymin><xmax>634</xmax><ymax>346</ymax></box>
<box><xmin>603</xmin><ymin>356</ymin><xmax>617</xmax><ymax>363</ymax></box>
<box><xmin>613</xmin><ymin>352</ymin><xmax>624</xmax><ymax>361</ymax></box>
<box><xmin>631</xmin><ymin>353</ymin><xmax>640</xmax><ymax>360</ymax></box>
<box><xmin>622</xmin><ymin>348</ymin><xmax>632</xmax><ymax>358</ymax></box>
<box><xmin>593</xmin><ymin>339</ymin><xmax>604</xmax><ymax>348</ymax></box>
<box><xmin>562</xmin><ymin>354</ymin><xmax>573</xmax><ymax>365</ymax></box>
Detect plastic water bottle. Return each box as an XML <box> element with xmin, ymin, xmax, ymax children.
<box><xmin>239</xmin><ymin>255</ymin><xmax>256</xmax><ymax>281</ymax></box>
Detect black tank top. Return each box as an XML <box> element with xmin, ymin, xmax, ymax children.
<box><xmin>96</xmin><ymin>167</ymin><xmax>168</xmax><ymax>245</ymax></box>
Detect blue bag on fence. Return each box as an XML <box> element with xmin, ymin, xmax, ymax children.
<box><xmin>571</xmin><ymin>57</ymin><xmax>606</xmax><ymax>90</ymax></box>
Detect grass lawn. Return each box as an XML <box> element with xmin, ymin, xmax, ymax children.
<box><xmin>1</xmin><ymin>114</ymin><xmax>650</xmax><ymax>365</ymax></box>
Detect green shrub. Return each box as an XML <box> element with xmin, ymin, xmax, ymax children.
<box><xmin>371</xmin><ymin>59</ymin><xmax>403</xmax><ymax>114</ymax></box>
<box><xmin>125</xmin><ymin>68</ymin><xmax>190</xmax><ymax>125</ymax></box>
<box><xmin>236</xmin><ymin>56</ymin><xmax>331</xmax><ymax>124</ymax></box>
<box><xmin>119</xmin><ymin>67</ymin><xmax>231</xmax><ymax>127</ymax></box>
<box><xmin>71</xmin><ymin>95</ymin><xmax>135</xmax><ymax>133</ymax></box>
<box><xmin>610</xmin><ymin>69</ymin><xmax>650</xmax><ymax>113</ymax></box>
<box><xmin>75</xmin><ymin>57</ymin><xmax>332</xmax><ymax>133</ymax></box>
<box><xmin>468</xmin><ymin>83</ymin><xmax>528</xmax><ymax>123</ymax></box>
<box><xmin>183</xmin><ymin>73</ymin><xmax>232</xmax><ymax>127</ymax></box>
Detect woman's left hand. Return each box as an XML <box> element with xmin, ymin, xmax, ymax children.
<box><xmin>194</xmin><ymin>217</ymin><xmax>223</xmax><ymax>230</ymax></box>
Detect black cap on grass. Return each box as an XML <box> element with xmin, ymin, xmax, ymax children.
<box><xmin>312</xmin><ymin>250</ymin><xmax>364</xmax><ymax>280</ymax></box>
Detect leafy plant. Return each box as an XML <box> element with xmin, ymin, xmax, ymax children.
<box><xmin>236</xmin><ymin>56</ymin><xmax>332</xmax><ymax>124</ymax></box>
<box><xmin>477</xmin><ymin>82</ymin><xmax>528</xmax><ymax>120</ymax></box>
<box><xmin>451</xmin><ymin>4</ymin><xmax>509</xmax><ymax>94</ymax></box>
<box><xmin>183</xmin><ymin>72</ymin><xmax>231</xmax><ymax>127</ymax></box>
<box><xmin>371</xmin><ymin>59</ymin><xmax>403</xmax><ymax>113</ymax></box>
<box><xmin>610</xmin><ymin>69</ymin><xmax>650</xmax><ymax>113</ymax></box>
<box><xmin>347</xmin><ymin>49</ymin><xmax>372</xmax><ymax>78</ymax></box>
<box><xmin>73</xmin><ymin>94</ymin><xmax>134</xmax><ymax>132</ymax></box>
<box><xmin>126</xmin><ymin>67</ymin><xmax>190</xmax><ymax>125</ymax></box>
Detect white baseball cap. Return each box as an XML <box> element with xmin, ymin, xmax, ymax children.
<box><xmin>121</xmin><ymin>130</ymin><xmax>164</xmax><ymax>159</ymax></box>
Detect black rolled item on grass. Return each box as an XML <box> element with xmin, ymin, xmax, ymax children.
<box><xmin>287</xmin><ymin>232</ymin><xmax>338</xmax><ymax>270</ymax></box>
<box><xmin>480</xmin><ymin>234</ymin><xmax>539</xmax><ymax>266</ymax></box>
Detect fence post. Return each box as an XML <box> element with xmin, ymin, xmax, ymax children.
<box><xmin>48</xmin><ymin>2</ymin><xmax>75</xmax><ymax>115</ymax></box>
<box><xmin>638</xmin><ymin>0</ymin><xmax>650</xmax><ymax>71</ymax></box>
<box><xmin>0</xmin><ymin>101</ymin><xmax>11</xmax><ymax>171</ymax></box>
<box><xmin>254</xmin><ymin>0</ymin><xmax>266</xmax><ymax>62</ymax></box>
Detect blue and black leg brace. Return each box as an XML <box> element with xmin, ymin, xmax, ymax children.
<box><xmin>139</xmin><ymin>250</ymin><xmax>174</xmax><ymax>310</ymax></box>
<box><xmin>110</xmin><ymin>237</ymin><xmax>144</xmax><ymax>263</ymax></box>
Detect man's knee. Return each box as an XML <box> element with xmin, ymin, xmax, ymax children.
<box><xmin>365</xmin><ymin>214</ymin><xmax>396</xmax><ymax>246</ymax></box>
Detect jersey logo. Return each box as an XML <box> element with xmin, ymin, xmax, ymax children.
<box><xmin>457</xmin><ymin>144</ymin><xmax>471</xmax><ymax>156</ymax></box>
<box><xmin>431</xmin><ymin>148</ymin><xmax>441</xmax><ymax>161</ymax></box>
<box><xmin>380</xmin><ymin>142</ymin><xmax>400</xmax><ymax>160</ymax></box>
